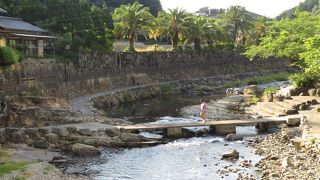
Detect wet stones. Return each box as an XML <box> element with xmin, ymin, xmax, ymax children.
<box><xmin>286</xmin><ymin>116</ymin><xmax>301</xmax><ymax>126</ymax></box>
<box><xmin>226</xmin><ymin>133</ymin><xmax>244</xmax><ymax>141</ymax></box>
<box><xmin>308</xmin><ymin>89</ymin><xmax>317</xmax><ymax>96</ymax></box>
<box><xmin>77</xmin><ymin>129</ymin><xmax>93</xmax><ymax>136</ymax></box>
<box><xmin>11</xmin><ymin>131</ymin><xmax>27</xmax><ymax>144</ymax></box>
<box><xmin>222</xmin><ymin>149</ymin><xmax>240</xmax><ymax>159</ymax></box>
<box><xmin>120</xmin><ymin>133</ymin><xmax>146</xmax><ymax>142</ymax></box>
<box><xmin>45</xmin><ymin>133</ymin><xmax>59</xmax><ymax>143</ymax></box>
<box><xmin>33</xmin><ymin>139</ymin><xmax>49</xmax><ymax>149</ymax></box>
<box><xmin>52</xmin><ymin>127</ymin><xmax>69</xmax><ymax>137</ymax></box>
<box><xmin>105</xmin><ymin>128</ymin><xmax>120</xmax><ymax>137</ymax></box>
<box><xmin>71</xmin><ymin>143</ymin><xmax>100</xmax><ymax>156</ymax></box>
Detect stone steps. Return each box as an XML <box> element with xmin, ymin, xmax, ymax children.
<box><xmin>256</xmin><ymin>102</ymin><xmax>286</xmax><ymax>117</ymax></box>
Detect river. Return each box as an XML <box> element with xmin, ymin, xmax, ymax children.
<box><xmin>65</xmin><ymin>94</ymin><xmax>263</xmax><ymax>180</ymax></box>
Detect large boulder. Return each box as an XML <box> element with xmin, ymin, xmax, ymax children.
<box><xmin>38</xmin><ymin>128</ymin><xmax>50</xmax><ymax>134</ymax></box>
<box><xmin>308</xmin><ymin>89</ymin><xmax>317</xmax><ymax>96</ymax></box>
<box><xmin>105</xmin><ymin>128</ymin><xmax>120</xmax><ymax>137</ymax></box>
<box><xmin>24</xmin><ymin>128</ymin><xmax>41</xmax><ymax>139</ymax></box>
<box><xmin>11</xmin><ymin>131</ymin><xmax>27</xmax><ymax>144</ymax></box>
<box><xmin>52</xmin><ymin>127</ymin><xmax>69</xmax><ymax>137</ymax></box>
<box><xmin>226</xmin><ymin>134</ymin><xmax>244</xmax><ymax>141</ymax></box>
<box><xmin>222</xmin><ymin>149</ymin><xmax>239</xmax><ymax>159</ymax></box>
<box><xmin>120</xmin><ymin>133</ymin><xmax>145</xmax><ymax>142</ymax></box>
<box><xmin>71</xmin><ymin>143</ymin><xmax>100</xmax><ymax>156</ymax></box>
<box><xmin>33</xmin><ymin>140</ymin><xmax>49</xmax><ymax>149</ymax></box>
<box><xmin>82</xmin><ymin>137</ymin><xmax>113</xmax><ymax>146</ymax></box>
<box><xmin>45</xmin><ymin>133</ymin><xmax>59</xmax><ymax>143</ymax></box>
<box><xmin>66</xmin><ymin>127</ymin><xmax>77</xmax><ymax>134</ymax></box>
<box><xmin>77</xmin><ymin>129</ymin><xmax>93</xmax><ymax>136</ymax></box>
<box><xmin>226</xmin><ymin>88</ymin><xmax>242</xmax><ymax>96</ymax></box>
<box><xmin>286</xmin><ymin>116</ymin><xmax>301</xmax><ymax>126</ymax></box>
<box><xmin>316</xmin><ymin>89</ymin><xmax>320</xmax><ymax>97</ymax></box>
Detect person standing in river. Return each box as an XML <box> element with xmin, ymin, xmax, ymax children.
<box><xmin>199</xmin><ymin>99</ymin><xmax>207</xmax><ymax>122</ymax></box>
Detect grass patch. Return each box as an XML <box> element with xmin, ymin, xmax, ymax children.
<box><xmin>245</xmin><ymin>96</ymin><xmax>260</xmax><ymax>104</ymax></box>
<box><xmin>26</xmin><ymin>87</ymin><xmax>43</xmax><ymax>96</ymax></box>
<box><xmin>193</xmin><ymin>85</ymin><xmax>213</xmax><ymax>92</ymax></box>
<box><xmin>0</xmin><ymin>149</ymin><xmax>10</xmax><ymax>162</ymax></box>
<box><xmin>0</xmin><ymin>161</ymin><xmax>34</xmax><ymax>177</ymax></box>
<box><xmin>14</xmin><ymin>176</ymin><xmax>27</xmax><ymax>180</ymax></box>
<box><xmin>43</xmin><ymin>164</ymin><xmax>55</xmax><ymax>174</ymax></box>
<box><xmin>218</xmin><ymin>72</ymin><xmax>291</xmax><ymax>88</ymax></box>
<box><xmin>160</xmin><ymin>84</ymin><xmax>176</xmax><ymax>95</ymax></box>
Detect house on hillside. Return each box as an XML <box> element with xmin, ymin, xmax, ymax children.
<box><xmin>0</xmin><ymin>15</ymin><xmax>55</xmax><ymax>58</ymax></box>
<box><xmin>196</xmin><ymin>7</ymin><xmax>264</xmax><ymax>19</ymax></box>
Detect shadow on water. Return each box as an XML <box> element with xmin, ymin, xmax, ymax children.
<box><xmin>103</xmin><ymin>94</ymin><xmax>223</xmax><ymax>123</ymax></box>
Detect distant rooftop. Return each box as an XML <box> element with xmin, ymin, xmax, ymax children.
<box><xmin>0</xmin><ymin>8</ymin><xmax>7</xmax><ymax>14</ymax></box>
<box><xmin>196</xmin><ymin>7</ymin><xmax>265</xmax><ymax>19</ymax></box>
<box><xmin>0</xmin><ymin>16</ymin><xmax>47</xmax><ymax>33</ymax></box>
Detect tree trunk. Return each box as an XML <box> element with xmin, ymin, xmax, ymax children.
<box><xmin>233</xmin><ymin>23</ymin><xmax>237</xmax><ymax>47</ymax></box>
<box><xmin>172</xmin><ymin>31</ymin><xmax>179</xmax><ymax>50</ymax></box>
<box><xmin>194</xmin><ymin>38</ymin><xmax>201</xmax><ymax>51</ymax></box>
<box><xmin>129</xmin><ymin>38</ymin><xmax>134</xmax><ymax>51</ymax></box>
<box><xmin>129</xmin><ymin>32</ymin><xmax>135</xmax><ymax>51</ymax></box>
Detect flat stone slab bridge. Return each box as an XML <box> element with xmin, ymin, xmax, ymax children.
<box><xmin>117</xmin><ymin>118</ymin><xmax>290</xmax><ymax>137</ymax></box>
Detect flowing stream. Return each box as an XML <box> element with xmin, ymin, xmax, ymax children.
<box><xmin>66</xmin><ymin>94</ymin><xmax>263</xmax><ymax>180</ymax></box>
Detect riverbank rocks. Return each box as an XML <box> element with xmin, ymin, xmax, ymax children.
<box><xmin>120</xmin><ymin>133</ymin><xmax>145</xmax><ymax>142</ymax></box>
<box><xmin>45</xmin><ymin>133</ymin><xmax>59</xmax><ymax>143</ymax></box>
<box><xmin>52</xmin><ymin>127</ymin><xmax>69</xmax><ymax>137</ymax></box>
<box><xmin>105</xmin><ymin>127</ymin><xmax>120</xmax><ymax>137</ymax></box>
<box><xmin>308</xmin><ymin>89</ymin><xmax>317</xmax><ymax>96</ymax></box>
<box><xmin>226</xmin><ymin>134</ymin><xmax>244</xmax><ymax>141</ymax></box>
<box><xmin>286</xmin><ymin>116</ymin><xmax>301</xmax><ymax>126</ymax></box>
<box><xmin>244</xmin><ymin>85</ymin><xmax>259</xmax><ymax>95</ymax></box>
<box><xmin>0</xmin><ymin>128</ymin><xmax>6</xmax><ymax>143</ymax></box>
<box><xmin>226</xmin><ymin>88</ymin><xmax>242</xmax><ymax>96</ymax></box>
<box><xmin>71</xmin><ymin>143</ymin><xmax>100</xmax><ymax>156</ymax></box>
<box><xmin>77</xmin><ymin>129</ymin><xmax>93</xmax><ymax>136</ymax></box>
<box><xmin>12</xmin><ymin>131</ymin><xmax>27</xmax><ymax>144</ymax></box>
<box><xmin>33</xmin><ymin>140</ymin><xmax>49</xmax><ymax>149</ymax></box>
<box><xmin>222</xmin><ymin>149</ymin><xmax>239</xmax><ymax>159</ymax></box>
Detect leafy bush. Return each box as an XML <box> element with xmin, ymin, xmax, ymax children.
<box><xmin>0</xmin><ymin>46</ymin><xmax>20</xmax><ymax>65</ymax></box>
<box><xmin>263</xmin><ymin>86</ymin><xmax>279</xmax><ymax>96</ymax></box>
<box><xmin>289</xmin><ymin>73</ymin><xmax>315</xmax><ymax>88</ymax></box>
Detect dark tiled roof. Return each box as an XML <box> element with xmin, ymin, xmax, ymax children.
<box><xmin>0</xmin><ymin>16</ymin><xmax>47</xmax><ymax>33</ymax></box>
<box><xmin>0</xmin><ymin>8</ymin><xmax>7</xmax><ymax>14</ymax></box>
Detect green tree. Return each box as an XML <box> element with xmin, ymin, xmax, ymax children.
<box><xmin>155</xmin><ymin>8</ymin><xmax>189</xmax><ymax>50</ymax></box>
<box><xmin>222</xmin><ymin>5</ymin><xmax>253</xmax><ymax>47</ymax></box>
<box><xmin>112</xmin><ymin>2</ymin><xmax>153</xmax><ymax>51</ymax></box>
<box><xmin>245</xmin><ymin>12</ymin><xmax>320</xmax><ymax>60</ymax></box>
<box><xmin>184</xmin><ymin>16</ymin><xmax>217</xmax><ymax>51</ymax></box>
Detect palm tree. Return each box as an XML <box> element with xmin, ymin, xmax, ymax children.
<box><xmin>222</xmin><ymin>6</ymin><xmax>253</xmax><ymax>47</ymax></box>
<box><xmin>112</xmin><ymin>2</ymin><xmax>153</xmax><ymax>51</ymax></box>
<box><xmin>155</xmin><ymin>8</ymin><xmax>189</xmax><ymax>50</ymax></box>
<box><xmin>184</xmin><ymin>16</ymin><xmax>218</xmax><ymax>51</ymax></box>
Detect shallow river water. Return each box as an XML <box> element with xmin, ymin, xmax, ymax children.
<box><xmin>66</xmin><ymin>94</ymin><xmax>263</xmax><ymax>180</ymax></box>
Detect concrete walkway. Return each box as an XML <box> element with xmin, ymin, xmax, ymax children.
<box><xmin>299</xmin><ymin>103</ymin><xmax>320</xmax><ymax>139</ymax></box>
<box><xmin>249</xmin><ymin>96</ymin><xmax>320</xmax><ymax>140</ymax></box>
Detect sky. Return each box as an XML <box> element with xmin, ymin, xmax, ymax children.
<box><xmin>160</xmin><ymin>0</ymin><xmax>305</xmax><ymax>18</ymax></box>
